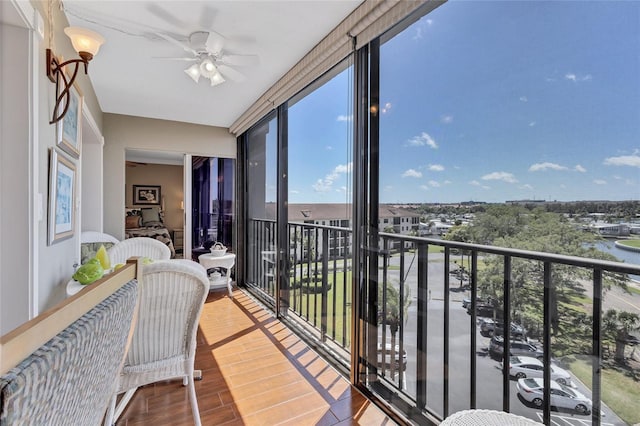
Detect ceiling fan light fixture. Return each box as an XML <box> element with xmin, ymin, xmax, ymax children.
<box><xmin>210</xmin><ymin>71</ymin><xmax>225</xmax><ymax>87</ymax></box>
<box><xmin>199</xmin><ymin>58</ymin><xmax>218</xmax><ymax>79</ymax></box>
<box><xmin>184</xmin><ymin>63</ymin><xmax>201</xmax><ymax>82</ymax></box>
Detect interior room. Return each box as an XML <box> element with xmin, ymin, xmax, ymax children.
<box><xmin>2</xmin><ymin>1</ymin><xmax>639</xmax><ymax>425</ymax></box>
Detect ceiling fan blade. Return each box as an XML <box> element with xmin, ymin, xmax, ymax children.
<box><xmin>205</xmin><ymin>31</ymin><xmax>226</xmax><ymax>54</ymax></box>
<box><xmin>198</xmin><ymin>5</ymin><xmax>218</xmax><ymax>31</ymax></box>
<box><xmin>217</xmin><ymin>64</ymin><xmax>246</xmax><ymax>82</ymax></box>
<box><xmin>221</xmin><ymin>53</ymin><xmax>259</xmax><ymax>67</ymax></box>
<box><xmin>156</xmin><ymin>32</ymin><xmax>198</xmax><ymax>56</ymax></box>
<box><xmin>146</xmin><ymin>4</ymin><xmax>187</xmax><ymax>29</ymax></box>
<box><xmin>152</xmin><ymin>57</ymin><xmax>198</xmax><ymax>61</ymax></box>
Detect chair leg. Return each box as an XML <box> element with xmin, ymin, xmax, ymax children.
<box><xmin>187</xmin><ymin>375</ymin><xmax>202</xmax><ymax>426</ymax></box>
<box><xmin>104</xmin><ymin>395</ymin><xmax>116</xmax><ymax>426</ymax></box>
<box><xmin>111</xmin><ymin>388</ymin><xmax>138</xmax><ymax>423</ymax></box>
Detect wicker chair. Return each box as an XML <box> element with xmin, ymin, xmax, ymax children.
<box><xmin>80</xmin><ymin>230</ymin><xmax>120</xmax><ymax>264</ymax></box>
<box><xmin>107</xmin><ymin>236</ymin><xmax>171</xmax><ymax>265</ymax></box>
<box><xmin>0</xmin><ymin>280</ymin><xmax>138</xmax><ymax>425</ymax></box>
<box><xmin>105</xmin><ymin>260</ymin><xmax>209</xmax><ymax>426</ymax></box>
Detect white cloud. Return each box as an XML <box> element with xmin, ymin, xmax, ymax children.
<box><xmin>381</xmin><ymin>102</ymin><xmax>392</xmax><ymax>114</ymax></box>
<box><xmin>383</xmin><ymin>185</ymin><xmax>393</xmax><ymax>192</ymax></box>
<box><xmin>481</xmin><ymin>172</ymin><xmax>518</xmax><ymax>183</ymax></box>
<box><xmin>407</xmin><ymin>132</ymin><xmax>438</xmax><ymax>149</ymax></box>
<box><xmin>402</xmin><ymin>169</ymin><xmax>422</xmax><ymax>178</ymax></box>
<box><xmin>529</xmin><ymin>121</ymin><xmax>536</xmax><ymax>127</ymax></box>
<box><xmin>574</xmin><ymin>164</ymin><xmax>587</xmax><ymax>172</ymax></box>
<box><xmin>469</xmin><ymin>180</ymin><xmax>491</xmax><ymax>190</ymax></box>
<box><xmin>290</xmin><ymin>190</ymin><xmax>300</xmax><ymax>194</ymax></box>
<box><xmin>520</xmin><ymin>184</ymin><xmax>534</xmax><ymax>190</ymax></box>
<box><xmin>593</xmin><ymin>179</ymin><xmax>607</xmax><ymax>185</ymax></box>
<box><xmin>604</xmin><ymin>154</ymin><xmax>640</xmax><ymax>168</ymax></box>
<box><xmin>441</xmin><ymin>115</ymin><xmax>453</xmax><ymax>124</ymax></box>
<box><xmin>426</xmin><ymin>19</ymin><xmax>433</xmax><ymax>25</ymax></box>
<box><xmin>444</xmin><ymin>180</ymin><xmax>452</xmax><ymax>185</ymax></box>
<box><xmin>520</xmin><ymin>96</ymin><xmax>528</xmax><ymax>102</ymax></box>
<box><xmin>336</xmin><ymin>114</ymin><xmax>352</xmax><ymax>122</ymax></box>
<box><xmin>337</xmin><ymin>186</ymin><xmax>347</xmax><ymax>193</ymax></box>
<box><xmin>428</xmin><ymin>180</ymin><xmax>441</xmax><ymax>187</ymax></box>
<box><xmin>413</xmin><ymin>27</ymin><xmax>424</xmax><ymax>40</ymax></box>
<box><xmin>565</xmin><ymin>73</ymin><xmax>592</xmax><ymax>83</ymax></box>
<box><xmin>312</xmin><ymin>162</ymin><xmax>353</xmax><ymax>192</ymax></box>
<box><xmin>419</xmin><ymin>185</ymin><xmax>430</xmax><ymax>191</ymax></box>
<box><xmin>428</xmin><ymin>164</ymin><xmax>445</xmax><ymax>172</ymax></box>
<box><xmin>325</xmin><ymin>145</ymin><xmax>333</xmax><ymax>151</ymax></box>
<box><xmin>529</xmin><ymin>162</ymin><xmax>568</xmax><ymax>172</ymax></box>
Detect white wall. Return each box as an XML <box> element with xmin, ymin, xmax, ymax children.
<box><xmin>103</xmin><ymin>113</ymin><xmax>236</xmax><ymax>239</ymax></box>
<box><xmin>0</xmin><ymin>22</ymin><xmax>32</xmax><ymax>334</ymax></box>
<box><xmin>81</xmin><ymin>112</ymin><xmax>104</xmax><ymax>233</ymax></box>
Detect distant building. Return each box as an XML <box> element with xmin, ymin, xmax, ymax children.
<box><xmin>589</xmin><ymin>222</ymin><xmax>630</xmax><ymax>237</ymax></box>
<box><xmin>286</xmin><ymin>203</ymin><xmax>420</xmax><ymax>258</ymax></box>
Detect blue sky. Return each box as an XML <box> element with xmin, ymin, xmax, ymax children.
<box><xmin>287</xmin><ymin>1</ymin><xmax>640</xmax><ymax>204</ymax></box>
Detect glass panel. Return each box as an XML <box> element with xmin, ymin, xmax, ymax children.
<box><xmin>287</xmin><ymin>60</ymin><xmax>354</xmax><ymax>358</ymax></box>
<box><xmin>192</xmin><ymin>157</ymin><xmax>235</xmax><ymax>251</ymax></box>
<box><xmin>246</xmin><ymin>113</ymin><xmax>278</xmax><ymax>301</ymax></box>
<box><xmin>377</xmin><ymin>0</ymin><xmax>639</xmax><ymax>423</ymax></box>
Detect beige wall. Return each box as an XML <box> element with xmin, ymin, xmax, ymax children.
<box><xmin>125</xmin><ymin>164</ymin><xmax>184</xmax><ymax>231</ymax></box>
<box><xmin>103</xmin><ymin>113</ymin><xmax>236</xmax><ymax>239</ymax></box>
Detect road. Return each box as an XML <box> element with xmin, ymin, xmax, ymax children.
<box><xmin>379</xmin><ymin>252</ymin><xmax>631</xmax><ymax>425</ymax></box>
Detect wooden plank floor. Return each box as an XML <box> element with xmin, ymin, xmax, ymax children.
<box><xmin>117</xmin><ymin>289</ymin><xmax>397</xmax><ymax>425</ymax></box>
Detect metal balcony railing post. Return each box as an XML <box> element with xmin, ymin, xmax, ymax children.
<box><xmin>443</xmin><ymin>246</ymin><xmax>451</xmax><ymax>418</ymax></box>
<box><xmin>416</xmin><ymin>241</ymin><xmax>428</xmax><ymax>410</ymax></box>
<box><xmin>321</xmin><ymin>228</ymin><xmax>329</xmax><ymax>342</ymax></box>
<box><xmin>470</xmin><ymin>251</ymin><xmax>478</xmax><ymax>408</ymax></box>
<box><xmin>543</xmin><ymin>261</ymin><xmax>552</xmax><ymax>424</ymax></box>
<box><xmin>592</xmin><ymin>269</ymin><xmax>603</xmax><ymax>426</ymax></box>
<box><xmin>502</xmin><ymin>255</ymin><xmax>512</xmax><ymax>412</ymax></box>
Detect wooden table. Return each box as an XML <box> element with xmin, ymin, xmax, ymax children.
<box><xmin>198</xmin><ymin>252</ymin><xmax>236</xmax><ymax>297</ymax></box>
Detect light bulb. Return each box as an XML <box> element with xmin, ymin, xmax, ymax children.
<box><xmin>184</xmin><ymin>64</ymin><xmax>200</xmax><ymax>82</ymax></box>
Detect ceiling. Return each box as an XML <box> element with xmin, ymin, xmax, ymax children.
<box><xmin>63</xmin><ymin>1</ymin><xmax>362</xmax><ymax>129</ymax></box>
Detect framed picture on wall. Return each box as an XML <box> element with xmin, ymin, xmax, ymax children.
<box><xmin>48</xmin><ymin>148</ymin><xmax>77</xmax><ymax>245</ymax></box>
<box><xmin>133</xmin><ymin>185</ymin><xmax>161</xmax><ymax>205</ymax></box>
<box><xmin>56</xmin><ymin>82</ymin><xmax>83</xmax><ymax>158</ymax></box>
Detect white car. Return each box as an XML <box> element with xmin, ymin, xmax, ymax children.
<box><xmin>516</xmin><ymin>377</ymin><xmax>592</xmax><ymax>415</ymax></box>
<box><xmin>504</xmin><ymin>356</ymin><xmax>572</xmax><ymax>385</ymax></box>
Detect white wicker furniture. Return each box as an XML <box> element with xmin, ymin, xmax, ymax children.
<box><xmin>198</xmin><ymin>252</ymin><xmax>236</xmax><ymax>297</ymax></box>
<box><xmin>1</xmin><ymin>265</ymin><xmax>140</xmax><ymax>425</ymax></box>
<box><xmin>440</xmin><ymin>409</ymin><xmax>543</xmax><ymax>425</ymax></box>
<box><xmin>105</xmin><ymin>260</ymin><xmax>209</xmax><ymax>426</ymax></box>
<box><xmin>107</xmin><ymin>236</ymin><xmax>171</xmax><ymax>265</ymax></box>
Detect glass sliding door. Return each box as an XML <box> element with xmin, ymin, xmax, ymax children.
<box><xmin>245</xmin><ymin>113</ymin><xmax>279</xmax><ymax>305</ymax></box>
<box><xmin>287</xmin><ymin>59</ymin><xmax>354</xmax><ymax>363</ymax></box>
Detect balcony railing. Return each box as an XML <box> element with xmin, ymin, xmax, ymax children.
<box><xmin>246</xmin><ymin>219</ymin><xmax>640</xmax><ymax>425</ymax></box>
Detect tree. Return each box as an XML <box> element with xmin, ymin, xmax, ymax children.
<box><xmin>378</xmin><ymin>283</ymin><xmax>411</xmax><ymax>377</ymax></box>
<box><xmin>473</xmin><ymin>209</ymin><xmax>625</xmax><ymax>351</ymax></box>
<box><xmin>603</xmin><ymin>309</ymin><xmax>640</xmax><ymax>363</ymax></box>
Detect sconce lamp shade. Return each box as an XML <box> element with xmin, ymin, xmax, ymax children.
<box><xmin>64</xmin><ymin>27</ymin><xmax>105</xmax><ymax>57</ymax></box>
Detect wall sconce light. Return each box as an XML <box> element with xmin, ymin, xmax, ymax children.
<box><xmin>47</xmin><ymin>27</ymin><xmax>104</xmax><ymax>124</ymax></box>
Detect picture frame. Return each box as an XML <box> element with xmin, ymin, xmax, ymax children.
<box><xmin>56</xmin><ymin>81</ymin><xmax>83</xmax><ymax>158</ymax></box>
<box><xmin>48</xmin><ymin>148</ymin><xmax>77</xmax><ymax>245</ymax></box>
<box><xmin>133</xmin><ymin>185</ymin><xmax>161</xmax><ymax>205</ymax></box>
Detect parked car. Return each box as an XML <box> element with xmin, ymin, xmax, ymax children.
<box><xmin>489</xmin><ymin>335</ymin><xmax>543</xmax><ymax>360</ymax></box>
<box><xmin>467</xmin><ymin>303</ymin><xmax>504</xmax><ymax>319</ymax></box>
<box><xmin>377</xmin><ymin>343</ymin><xmax>407</xmax><ymax>372</ymax></box>
<box><xmin>462</xmin><ymin>297</ymin><xmax>483</xmax><ymax>309</ymax></box>
<box><xmin>516</xmin><ymin>377</ymin><xmax>592</xmax><ymax>415</ymax></box>
<box><xmin>502</xmin><ymin>356</ymin><xmax>572</xmax><ymax>385</ymax></box>
<box><xmin>480</xmin><ymin>320</ymin><xmax>526</xmax><ymax>339</ymax></box>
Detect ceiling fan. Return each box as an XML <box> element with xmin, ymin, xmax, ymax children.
<box><xmin>156</xmin><ymin>31</ymin><xmax>258</xmax><ymax>86</ymax></box>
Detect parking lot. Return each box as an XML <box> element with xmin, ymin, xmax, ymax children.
<box><xmin>382</xmin><ymin>253</ymin><xmax>626</xmax><ymax>424</ymax></box>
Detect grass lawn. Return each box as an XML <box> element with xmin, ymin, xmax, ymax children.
<box><xmin>617</xmin><ymin>239</ymin><xmax>640</xmax><ymax>249</ymax></box>
<box><xmin>565</xmin><ymin>356</ymin><xmax>640</xmax><ymax>425</ymax></box>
